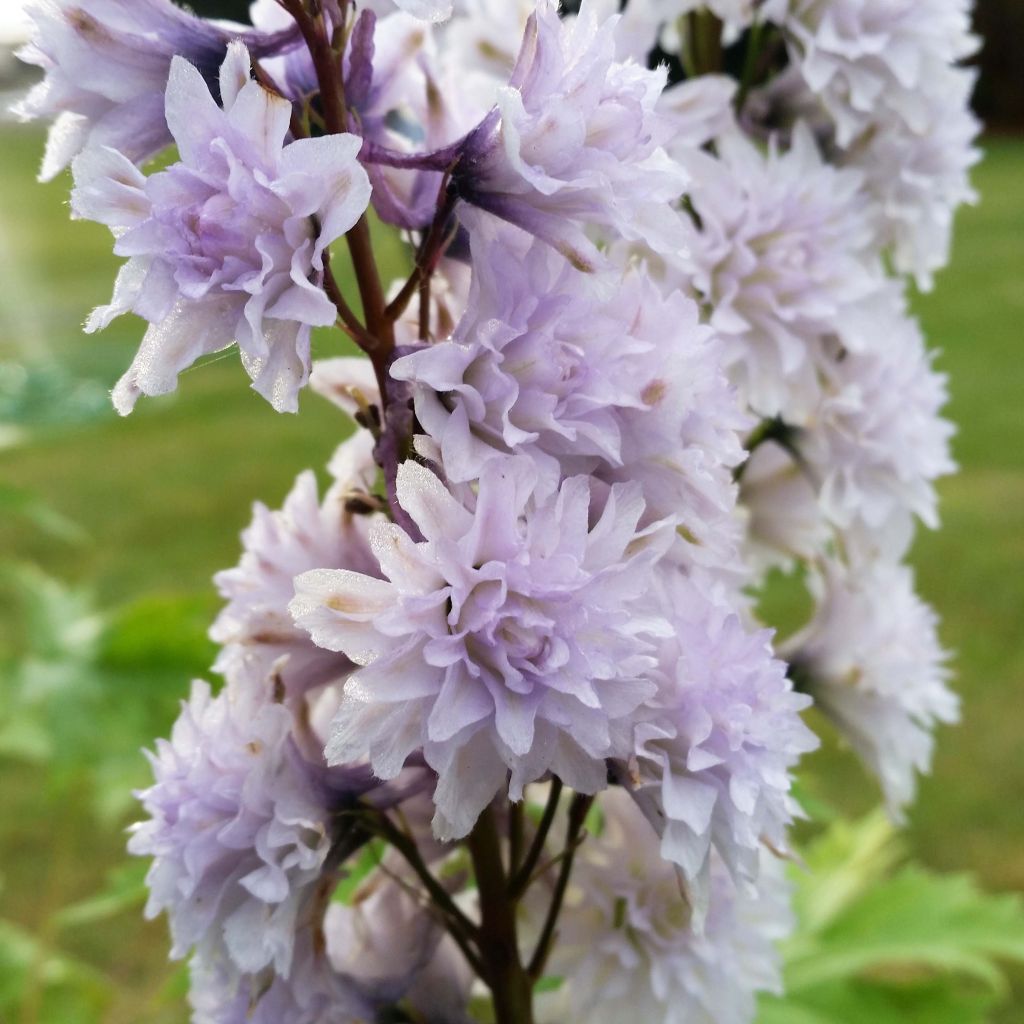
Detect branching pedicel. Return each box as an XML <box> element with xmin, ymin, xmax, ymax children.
<box><xmin>17</xmin><ymin>0</ymin><xmax>978</xmax><ymax>1020</ymax></box>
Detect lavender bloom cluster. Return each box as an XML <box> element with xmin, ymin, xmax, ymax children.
<box><xmin>19</xmin><ymin>0</ymin><xmax>976</xmax><ymax>1020</ymax></box>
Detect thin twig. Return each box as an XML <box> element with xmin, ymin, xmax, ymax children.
<box><xmin>519</xmin><ymin>832</ymin><xmax>587</xmax><ymax>893</ymax></box>
<box><xmin>508</xmin><ymin>799</ymin><xmax>525</xmax><ymax>880</ymax></box>
<box><xmin>383</xmin><ymin>189</ymin><xmax>457</xmax><ymax>325</ymax></box>
<box><xmin>322</xmin><ymin>249</ymin><xmax>377</xmax><ymax>349</ymax></box>
<box><xmin>371</xmin><ymin>813</ymin><xmax>481</xmax><ymax>946</ymax></box>
<box><xmin>374</xmin><ymin>857</ymin><xmax>486</xmax><ymax>980</ymax></box>
<box><xmin>527</xmin><ymin>792</ymin><xmax>593</xmax><ymax>982</ymax></box>
<box><xmin>508</xmin><ymin>778</ymin><xmax>563</xmax><ymax>897</ymax></box>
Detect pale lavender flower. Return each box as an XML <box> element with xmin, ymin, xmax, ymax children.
<box><xmin>454</xmin><ymin>0</ymin><xmax>687</xmax><ymax>271</ymax></box>
<box><xmin>191</xmin><ymin>857</ymin><xmax>471</xmax><ymax>1022</ymax></box>
<box><xmin>392</xmin><ymin>215</ymin><xmax>747</xmax><ymax>573</ymax></box>
<box><xmin>129</xmin><ymin>680</ymin><xmax>381</xmax><ymax>976</ymax></box>
<box><xmin>325</xmin><ymin>877</ymin><xmax>474</xmax><ymax>1020</ymax></box>
<box><xmin>14</xmin><ymin>0</ymin><xmax>297</xmax><ymax>180</ymax></box>
<box><xmin>680</xmin><ymin>122</ymin><xmax>881</xmax><ymax>422</ymax></box>
<box><xmin>783</xmin><ymin>558</ymin><xmax>958</xmax><ymax>815</ymax></box>
<box><xmin>70</xmin><ymin>43</ymin><xmax>371</xmax><ymax>414</ymax></box>
<box><xmin>291</xmin><ymin>458</ymin><xmax>673</xmax><ymax>840</ymax></box>
<box><xmin>188</xmin><ymin>929</ymin><xmax>374</xmax><ymax>1024</ymax></box>
<box><xmin>211</xmin><ymin>447</ymin><xmax>383</xmax><ymax>704</ymax></box>
<box><xmin>623</xmin><ymin>572</ymin><xmax>816</xmax><ymax>912</ymax></box>
<box><xmin>799</xmin><ymin>294</ymin><xmax>956</xmax><ymax>553</ymax></box>
<box><xmin>542</xmin><ymin>790</ymin><xmax>791</xmax><ymax>1024</ymax></box>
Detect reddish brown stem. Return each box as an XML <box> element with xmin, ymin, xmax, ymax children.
<box><xmin>468</xmin><ymin>805</ymin><xmax>536</xmax><ymax>1024</ymax></box>
<box><xmin>279</xmin><ymin>0</ymin><xmax>394</xmax><ymax>379</ymax></box>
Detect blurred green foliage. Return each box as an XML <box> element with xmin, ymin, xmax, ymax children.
<box><xmin>0</xmin><ymin>120</ymin><xmax>1022</xmax><ymax>1023</ymax></box>
<box><xmin>762</xmin><ymin>812</ymin><xmax>1024</xmax><ymax>1024</ymax></box>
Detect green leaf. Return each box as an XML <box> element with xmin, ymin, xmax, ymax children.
<box><xmin>0</xmin><ymin>564</ymin><xmax>101</xmax><ymax>663</ymax></box>
<box><xmin>764</xmin><ymin>812</ymin><xmax>1024</xmax><ymax>1024</ymax></box>
<box><xmin>786</xmin><ymin>868</ymin><xmax>1024</xmax><ymax>994</ymax></box>
<box><xmin>534</xmin><ymin>975</ymin><xmax>565</xmax><ymax>994</ymax></box>
<box><xmin>762</xmin><ymin>977</ymin><xmax>997</xmax><ymax>1024</ymax></box>
<box><xmin>332</xmin><ymin>839</ymin><xmax>386</xmax><ymax>905</ymax></box>
<box><xmin>791</xmin><ymin>809</ymin><xmax>906</xmax><ymax>937</ymax></box>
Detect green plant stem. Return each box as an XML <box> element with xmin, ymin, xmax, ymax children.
<box><xmin>468</xmin><ymin>805</ymin><xmax>536</xmax><ymax>1024</ymax></box>
<box><xmin>681</xmin><ymin>11</ymin><xmax>724</xmax><ymax>78</ymax></box>
<box><xmin>736</xmin><ymin>18</ymin><xmax>766</xmax><ymax>113</ymax></box>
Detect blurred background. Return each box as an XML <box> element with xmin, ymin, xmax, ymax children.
<box><xmin>0</xmin><ymin>1</ymin><xmax>1021</xmax><ymax>1022</ymax></box>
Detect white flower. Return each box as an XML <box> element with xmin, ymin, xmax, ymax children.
<box><xmin>738</xmin><ymin>438</ymin><xmax>830</xmax><ymax>573</ymax></box>
<box><xmin>542</xmin><ymin>789</ymin><xmax>792</xmax><ymax>1024</ymax></box>
<box><xmin>784</xmin><ymin>0</ymin><xmax>978</xmax><ymax>147</ymax></box>
<box><xmin>783</xmin><ymin>558</ymin><xmax>958</xmax><ymax>815</ymax></box>
<box><xmin>799</xmin><ymin>292</ymin><xmax>956</xmax><ymax>552</ymax></box>
<box><xmin>659</xmin><ymin>75</ymin><xmax>739</xmax><ymax>157</ymax></box>
<box><xmin>130</xmin><ymin>682</ymin><xmax>338</xmax><ymax>975</ymax></box>
<box><xmin>841</xmin><ymin>65</ymin><xmax>981</xmax><ymax>288</ymax></box>
<box><xmin>681</xmin><ymin>122</ymin><xmax>882</xmax><ymax>421</ymax></box>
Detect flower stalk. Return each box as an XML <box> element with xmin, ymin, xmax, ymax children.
<box><xmin>22</xmin><ymin>0</ymin><xmax>976</xmax><ymax>1018</ymax></box>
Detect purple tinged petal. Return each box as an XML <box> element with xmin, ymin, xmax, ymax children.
<box><xmin>427</xmin><ymin>664</ymin><xmax>494</xmax><ymax>743</ymax></box>
<box><xmin>395</xmin><ymin>461</ymin><xmax>474</xmax><ymax>540</ymax></box>
<box><xmin>111</xmin><ymin>297</ymin><xmax>239</xmax><ymax>415</ymax></box>
<box><xmin>165</xmin><ymin>55</ymin><xmax>225</xmax><ymax>166</ymax></box>
<box><xmin>218</xmin><ymin>39</ymin><xmax>252</xmax><ymax>112</ymax></box>
<box><xmin>75</xmin><ymin>44</ymin><xmax>370</xmax><ymax>413</ymax></box>
<box><xmin>346</xmin><ymin>643</ymin><xmax>442</xmax><ymax>703</ymax></box>
<box><xmin>661</xmin><ymin>771</ymin><xmax>718</xmax><ymax>835</ymax></box>
<box><xmin>70</xmin><ymin>145</ymin><xmax>150</xmax><ymax>226</ymax></box>
<box><xmin>290</xmin><ymin>569</ymin><xmax>395</xmax><ymax>664</ymax></box>
<box><xmin>430</xmin><ymin>730</ymin><xmax>508</xmax><ymax>842</ymax></box>
<box><xmin>370</xmin><ymin>522</ymin><xmax>446</xmax><ymax>594</ymax></box>
<box><xmin>226</xmin><ymin>79</ymin><xmax>292</xmax><ymax>166</ymax></box>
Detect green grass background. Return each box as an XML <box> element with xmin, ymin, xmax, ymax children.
<box><xmin>0</xmin><ymin>123</ymin><xmax>1021</xmax><ymax>1021</ymax></box>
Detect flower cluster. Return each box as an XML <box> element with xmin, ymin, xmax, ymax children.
<box><xmin>20</xmin><ymin>0</ymin><xmax>975</xmax><ymax>1019</ymax></box>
